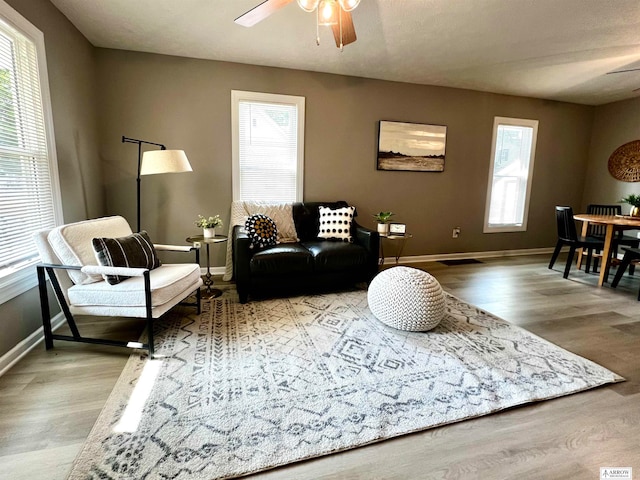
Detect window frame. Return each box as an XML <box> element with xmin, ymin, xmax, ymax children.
<box><xmin>231</xmin><ymin>90</ymin><xmax>305</xmax><ymax>202</ymax></box>
<box><xmin>0</xmin><ymin>0</ymin><xmax>63</xmax><ymax>304</ymax></box>
<box><xmin>483</xmin><ymin>116</ymin><xmax>538</xmax><ymax>233</ymax></box>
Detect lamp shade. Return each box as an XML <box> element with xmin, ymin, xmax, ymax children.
<box><xmin>297</xmin><ymin>0</ymin><xmax>319</xmax><ymax>12</ymax></box>
<box><xmin>338</xmin><ymin>0</ymin><xmax>360</xmax><ymax>11</ymax></box>
<box><xmin>318</xmin><ymin>0</ymin><xmax>338</xmax><ymax>25</ymax></box>
<box><xmin>141</xmin><ymin>150</ymin><xmax>192</xmax><ymax>176</ymax></box>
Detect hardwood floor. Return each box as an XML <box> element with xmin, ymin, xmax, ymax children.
<box><xmin>1</xmin><ymin>254</ymin><xmax>638</xmax><ymax>479</ymax></box>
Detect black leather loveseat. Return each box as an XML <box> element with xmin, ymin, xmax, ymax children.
<box><xmin>232</xmin><ymin>201</ymin><xmax>379</xmax><ymax>303</ymax></box>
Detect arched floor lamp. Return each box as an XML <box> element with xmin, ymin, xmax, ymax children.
<box><xmin>122</xmin><ymin>136</ymin><xmax>193</xmax><ymax>232</ymax></box>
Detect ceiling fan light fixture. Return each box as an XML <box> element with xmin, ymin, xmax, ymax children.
<box><xmin>318</xmin><ymin>0</ymin><xmax>339</xmax><ymax>26</ymax></box>
<box><xmin>338</xmin><ymin>0</ymin><xmax>360</xmax><ymax>12</ymax></box>
<box><xmin>297</xmin><ymin>0</ymin><xmax>320</xmax><ymax>13</ymax></box>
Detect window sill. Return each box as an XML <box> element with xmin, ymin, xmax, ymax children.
<box><xmin>0</xmin><ymin>264</ymin><xmax>39</xmax><ymax>305</ymax></box>
<box><xmin>483</xmin><ymin>225</ymin><xmax>527</xmax><ymax>234</ymax></box>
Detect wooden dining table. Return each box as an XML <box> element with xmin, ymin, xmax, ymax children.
<box><xmin>573</xmin><ymin>213</ymin><xmax>640</xmax><ymax>286</ymax></box>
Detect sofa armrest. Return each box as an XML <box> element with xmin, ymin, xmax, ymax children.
<box><xmin>154</xmin><ymin>244</ymin><xmax>196</xmax><ymax>253</ymax></box>
<box><xmin>354</xmin><ymin>223</ymin><xmax>380</xmax><ymax>253</ymax></box>
<box><xmin>81</xmin><ymin>265</ymin><xmax>148</xmax><ymax>277</ymax></box>
<box><xmin>232</xmin><ymin>225</ymin><xmax>253</xmax><ymax>300</ymax></box>
<box><xmin>154</xmin><ymin>243</ymin><xmax>199</xmax><ymax>264</ymax></box>
<box><xmin>354</xmin><ymin>223</ymin><xmax>380</xmax><ymax>279</ymax></box>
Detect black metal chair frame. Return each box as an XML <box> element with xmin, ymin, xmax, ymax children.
<box><xmin>611</xmin><ymin>247</ymin><xmax>640</xmax><ymax>300</ymax></box>
<box><xmin>549</xmin><ymin>206</ymin><xmax>605</xmax><ymax>279</ymax></box>
<box><xmin>36</xmin><ymin>249</ymin><xmax>202</xmax><ymax>359</ymax></box>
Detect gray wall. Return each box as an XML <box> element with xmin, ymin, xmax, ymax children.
<box><xmin>0</xmin><ymin>0</ymin><xmax>102</xmax><ymax>358</ymax></box>
<box><xmin>96</xmin><ymin>49</ymin><xmax>594</xmax><ymax>266</ymax></box>
<box><xmin>582</xmin><ymin>97</ymin><xmax>640</xmax><ymax>211</ymax></box>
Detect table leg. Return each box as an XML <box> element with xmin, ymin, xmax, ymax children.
<box><xmin>598</xmin><ymin>224</ymin><xmax>615</xmax><ymax>286</ymax></box>
<box><xmin>576</xmin><ymin>220</ymin><xmax>589</xmax><ymax>269</ymax></box>
<box><xmin>202</xmin><ymin>243</ymin><xmax>222</xmax><ymax>299</ymax></box>
<box><xmin>395</xmin><ymin>237</ymin><xmax>407</xmax><ymax>264</ymax></box>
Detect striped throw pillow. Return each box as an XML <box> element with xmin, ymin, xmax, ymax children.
<box><xmin>92</xmin><ymin>231</ymin><xmax>161</xmax><ymax>285</ymax></box>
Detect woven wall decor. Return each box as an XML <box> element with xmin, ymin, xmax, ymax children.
<box><xmin>608</xmin><ymin>140</ymin><xmax>640</xmax><ymax>182</ymax></box>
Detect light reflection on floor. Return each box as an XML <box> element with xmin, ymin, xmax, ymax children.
<box><xmin>112</xmin><ymin>359</ymin><xmax>162</xmax><ymax>433</ymax></box>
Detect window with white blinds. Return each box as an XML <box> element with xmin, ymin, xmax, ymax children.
<box><xmin>0</xmin><ymin>2</ymin><xmax>61</xmax><ymax>304</ymax></box>
<box><xmin>484</xmin><ymin>116</ymin><xmax>538</xmax><ymax>233</ymax></box>
<box><xmin>232</xmin><ymin>91</ymin><xmax>304</xmax><ymax>202</ymax></box>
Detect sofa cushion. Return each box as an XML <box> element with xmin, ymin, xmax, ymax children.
<box><xmin>250</xmin><ymin>244</ymin><xmax>313</xmax><ymax>275</ymax></box>
<box><xmin>318</xmin><ymin>205</ymin><xmax>355</xmax><ymax>243</ymax></box>
<box><xmin>302</xmin><ymin>241</ymin><xmax>369</xmax><ymax>272</ymax></box>
<box><xmin>252</xmin><ymin>202</ymin><xmax>299</xmax><ymax>243</ymax></box>
<box><xmin>68</xmin><ymin>263</ymin><xmax>201</xmax><ymax>307</ymax></box>
<box><xmin>245</xmin><ymin>214</ymin><xmax>278</xmax><ymax>249</ymax></box>
<box><xmin>92</xmin><ymin>231</ymin><xmax>161</xmax><ymax>285</ymax></box>
<box><xmin>47</xmin><ymin>216</ymin><xmax>133</xmax><ymax>285</ymax></box>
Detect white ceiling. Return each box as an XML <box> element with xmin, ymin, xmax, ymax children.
<box><xmin>49</xmin><ymin>0</ymin><xmax>640</xmax><ymax>106</ymax></box>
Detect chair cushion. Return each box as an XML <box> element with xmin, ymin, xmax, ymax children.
<box><xmin>245</xmin><ymin>214</ymin><xmax>278</xmax><ymax>249</ymax></box>
<box><xmin>250</xmin><ymin>244</ymin><xmax>313</xmax><ymax>275</ymax></box>
<box><xmin>318</xmin><ymin>205</ymin><xmax>355</xmax><ymax>243</ymax></box>
<box><xmin>92</xmin><ymin>231</ymin><xmax>161</xmax><ymax>285</ymax></box>
<box><xmin>302</xmin><ymin>240</ymin><xmax>369</xmax><ymax>272</ymax></box>
<box><xmin>68</xmin><ymin>263</ymin><xmax>200</xmax><ymax>307</ymax></box>
<box><xmin>47</xmin><ymin>216</ymin><xmax>133</xmax><ymax>285</ymax></box>
<box><xmin>618</xmin><ymin>234</ymin><xmax>640</xmax><ymax>247</ymax></box>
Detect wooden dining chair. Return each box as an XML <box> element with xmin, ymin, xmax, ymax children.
<box><xmin>611</xmin><ymin>247</ymin><xmax>640</xmax><ymax>300</ymax></box>
<box><xmin>549</xmin><ymin>206</ymin><xmax>605</xmax><ymax>278</ymax></box>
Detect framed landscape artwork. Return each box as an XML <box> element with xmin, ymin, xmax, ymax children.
<box><xmin>377</xmin><ymin>120</ymin><xmax>447</xmax><ymax>172</ymax></box>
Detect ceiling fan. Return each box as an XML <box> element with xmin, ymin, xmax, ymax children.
<box><xmin>606</xmin><ymin>67</ymin><xmax>640</xmax><ymax>92</ymax></box>
<box><xmin>235</xmin><ymin>0</ymin><xmax>359</xmax><ymax>50</ymax></box>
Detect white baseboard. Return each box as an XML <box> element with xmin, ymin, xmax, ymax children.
<box><xmin>206</xmin><ymin>248</ymin><xmax>562</xmax><ymax>269</ymax></box>
<box><xmin>205</xmin><ymin>249</ymin><xmax>560</xmax><ymax>269</ymax></box>
<box><xmin>0</xmin><ymin>312</ymin><xmax>65</xmax><ymax>377</ymax></box>
<box><xmin>200</xmin><ymin>266</ymin><xmax>225</xmax><ymax>276</ymax></box>
<box><xmin>381</xmin><ymin>247</ymin><xmax>560</xmax><ymax>265</ymax></box>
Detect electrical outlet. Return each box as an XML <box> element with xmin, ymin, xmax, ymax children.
<box><xmin>452</xmin><ymin>227</ymin><xmax>461</xmax><ymax>238</ymax></box>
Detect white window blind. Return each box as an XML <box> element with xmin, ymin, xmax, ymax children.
<box><xmin>0</xmin><ymin>3</ymin><xmax>61</xmax><ymax>303</ymax></box>
<box><xmin>232</xmin><ymin>91</ymin><xmax>305</xmax><ymax>202</ymax></box>
<box><xmin>484</xmin><ymin>117</ymin><xmax>538</xmax><ymax>233</ymax></box>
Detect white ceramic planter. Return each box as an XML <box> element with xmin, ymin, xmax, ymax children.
<box><xmin>377</xmin><ymin>223</ymin><xmax>389</xmax><ymax>235</ymax></box>
<box><xmin>203</xmin><ymin>227</ymin><xmax>216</xmax><ymax>238</ymax></box>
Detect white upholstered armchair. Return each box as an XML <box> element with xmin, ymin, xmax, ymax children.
<box><xmin>33</xmin><ymin>216</ymin><xmax>203</xmax><ymax>358</ymax></box>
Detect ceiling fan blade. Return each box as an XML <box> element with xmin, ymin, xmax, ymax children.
<box><xmin>607</xmin><ymin>68</ymin><xmax>640</xmax><ymax>75</ymax></box>
<box><xmin>331</xmin><ymin>9</ymin><xmax>356</xmax><ymax>48</ymax></box>
<box><xmin>235</xmin><ymin>0</ymin><xmax>294</xmax><ymax>27</ymax></box>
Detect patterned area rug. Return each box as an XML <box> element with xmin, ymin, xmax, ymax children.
<box><xmin>68</xmin><ymin>289</ymin><xmax>623</xmax><ymax>479</ymax></box>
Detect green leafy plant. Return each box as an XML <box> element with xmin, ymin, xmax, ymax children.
<box><xmin>195</xmin><ymin>214</ymin><xmax>223</xmax><ymax>229</ymax></box>
<box><xmin>619</xmin><ymin>194</ymin><xmax>640</xmax><ymax>207</ymax></box>
<box><xmin>372</xmin><ymin>211</ymin><xmax>394</xmax><ymax>224</ymax></box>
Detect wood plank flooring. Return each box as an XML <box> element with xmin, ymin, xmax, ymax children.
<box><xmin>1</xmin><ymin>254</ymin><xmax>639</xmax><ymax>479</ymax></box>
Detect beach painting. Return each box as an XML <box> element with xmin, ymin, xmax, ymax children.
<box><xmin>377</xmin><ymin>121</ymin><xmax>447</xmax><ymax>172</ymax></box>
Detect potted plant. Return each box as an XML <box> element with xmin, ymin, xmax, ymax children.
<box><xmin>619</xmin><ymin>194</ymin><xmax>640</xmax><ymax>217</ymax></box>
<box><xmin>195</xmin><ymin>214</ymin><xmax>223</xmax><ymax>238</ymax></box>
<box><xmin>373</xmin><ymin>211</ymin><xmax>394</xmax><ymax>234</ymax></box>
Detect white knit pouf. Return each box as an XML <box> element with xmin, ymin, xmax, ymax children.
<box><xmin>367</xmin><ymin>266</ymin><xmax>446</xmax><ymax>331</ymax></box>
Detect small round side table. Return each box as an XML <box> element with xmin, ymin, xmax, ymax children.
<box><xmin>186</xmin><ymin>234</ymin><xmax>227</xmax><ymax>298</ymax></box>
<box><xmin>379</xmin><ymin>233</ymin><xmax>413</xmax><ymax>265</ymax></box>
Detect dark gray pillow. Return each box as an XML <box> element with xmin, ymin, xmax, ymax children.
<box><xmin>92</xmin><ymin>231</ymin><xmax>161</xmax><ymax>285</ymax></box>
